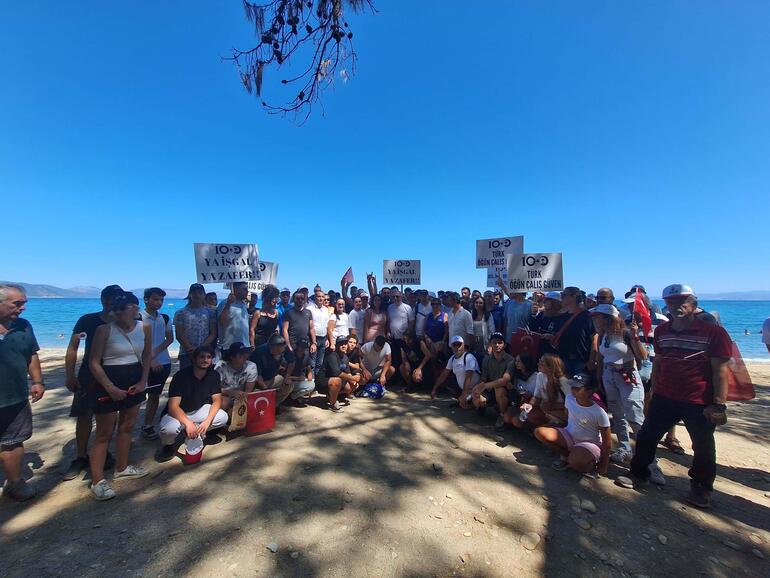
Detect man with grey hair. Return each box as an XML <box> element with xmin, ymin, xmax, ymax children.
<box><xmin>0</xmin><ymin>284</ymin><xmax>45</xmax><ymax>501</ymax></box>
<box><xmin>622</xmin><ymin>284</ymin><xmax>731</xmax><ymax>509</ymax></box>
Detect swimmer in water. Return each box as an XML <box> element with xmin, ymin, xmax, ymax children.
<box><xmin>744</xmin><ymin>329</ymin><xmax>750</xmax><ymax>335</ymax></box>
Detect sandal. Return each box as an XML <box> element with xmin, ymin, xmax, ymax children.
<box><xmin>660</xmin><ymin>437</ymin><xmax>686</xmax><ymax>455</ymax></box>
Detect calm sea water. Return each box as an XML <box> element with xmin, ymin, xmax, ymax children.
<box><xmin>19</xmin><ymin>298</ymin><xmax>770</xmax><ymax>361</ymax></box>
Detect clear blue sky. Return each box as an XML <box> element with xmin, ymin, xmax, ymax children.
<box><xmin>2</xmin><ymin>1</ymin><xmax>769</xmax><ymax>297</ymax></box>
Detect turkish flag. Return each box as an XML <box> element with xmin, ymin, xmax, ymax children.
<box><xmin>246</xmin><ymin>388</ymin><xmax>277</xmax><ymax>435</ymax></box>
<box><xmin>634</xmin><ymin>291</ymin><xmax>652</xmax><ymax>337</ymax></box>
<box><xmin>727</xmin><ymin>342</ymin><xmax>755</xmax><ymax>401</ymax></box>
<box><xmin>341</xmin><ymin>267</ymin><xmax>354</xmax><ymax>286</ymax></box>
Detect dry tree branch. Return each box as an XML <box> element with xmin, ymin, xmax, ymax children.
<box><xmin>224</xmin><ymin>0</ymin><xmax>375</xmax><ymax>121</ymax></box>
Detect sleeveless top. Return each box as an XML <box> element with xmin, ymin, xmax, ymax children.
<box><xmin>103</xmin><ymin>321</ymin><xmax>145</xmax><ymax>366</ymax></box>
<box><xmin>254</xmin><ymin>311</ymin><xmax>279</xmax><ymax>347</ymax></box>
<box><xmin>365</xmin><ymin>310</ymin><xmax>387</xmax><ymax>343</ymax></box>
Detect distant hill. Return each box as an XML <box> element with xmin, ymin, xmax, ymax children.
<box><xmin>2</xmin><ymin>282</ymin><xmax>194</xmax><ymax>299</ymax></box>
<box><xmin>698</xmin><ymin>290</ymin><xmax>770</xmax><ymax>300</ymax></box>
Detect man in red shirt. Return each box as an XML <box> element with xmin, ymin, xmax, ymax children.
<box><xmin>625</xmin><ymin>285</ymin><xmax>731</xmax><ymax>508</ymax></box>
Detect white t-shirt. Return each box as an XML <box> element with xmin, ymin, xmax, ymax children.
<box><xmin>215</xmin><ymin>360</ymin><xmax>258</xmax><ymax>391</ymax></box>
<box><xmin>217</xmin><ymin>300</ymin><xmax>250</xmax><ymax>350</ymax></box>
<box><xmin>445</xmin><ymin>351</ymin><xmax>481</xmax><ymax>389</ymax></box>
<box><xmin>762</xmin><ymin>317</ymin><xmax>770</xmax><ymax>345</ymax></box>
<box><xmin>415</xmin><ymin>301</ymin><xmax>432</xmax><ymax>338</ymax></box>
<box><xmin>308</xmin><ymin>302</ymin><xmax>331</xmax><ymax>338</ymax></box>
<box><xmin>360</xmin><ymin>341</ymin><xmax>392</xmax><ymax>372</ymax></box>
<box><xmin>447</xmin><ymin>308</ymin><xmax>474</xmax><ymax>342</ymax></box>
<box><xmin>332</xmin><ymin>312</ymin><xmax>350</xmax><ymax>339</ymax></box>
<box><xmin>564</xmin><ymin>394</ymin><xmax>610</xmax><ymax>445</ymax></box>
<box><xmin>140</xmin><ymin>309</ymin><xmax>171</xmax><ymax>365</ymax></box>
<box><xmin>387</xmin><ymin>302</ymin><xmax>414</xmax><ymax>339</ymax></box>
<box><xmin>349</xmin><ymin>308</ymin><xmax>366</xmax><ymax>338</ymax></box>
<box><xmin>533</xmin><ymin>373</ymin><xmax>569</xmax><ymax>402</ymax></box>
<box><xmin>516</xmin><ymin>371</ymin><xmax>545</xmax><ymax>397</ymax></box>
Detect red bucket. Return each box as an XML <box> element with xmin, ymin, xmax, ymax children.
<box><xmin>246</xmin><ymin>389</ymin><xmax>277</xmax><ymax>434</ymax></box>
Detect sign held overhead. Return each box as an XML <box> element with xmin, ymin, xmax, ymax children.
<box><xmin>194</xmin><ymin>243</ymin><xmax>260</xmax><ymax>283</ymax></box>
<box><xmin>476</xmin><ymin>236</ymin><xmax>524</xmax><ymax>269</ymax></box>
<box><xmin>223</xmin><ymin>261</ymin><xmax>278</xmax><ymax>292</ymax></box>
<box><xmin>506</xmin><ymin>253</ymin><xmax>563</xmax><ymax>292</ymax></box>
<box><xmin>383</xmin><ymin>260</ymin><xmax>421</xmax><ymax>286</ymax></box>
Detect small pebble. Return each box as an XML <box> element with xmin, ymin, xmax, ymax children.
<box><xmin>445</xmin><ymin>494</ymin><xmax>453</xmax><ymax>499</ymax></box>
<box><xmin>723</xmin><ymin>539</ymin><xmax>741</xmax><ymax>551</ymax></box>
<box><xmin>751</xmin><ymin>549</ymin><xmax>764</xmax><ymax>559</ymax></box>
<box><xmin>520</xmin><ymin>532</ymin><xmax>541</xmax><ymax>551</ymax></box>
<box><xmin>580</xmin><ymin>499</ymin><xmax>597</xmax><ymax>514</ymax></box>
<box><xmin>463</xmin><ymin>532</ymin><xmax>472</xmax><ymax>537</ymax></box>
<box><xmin>658</xmin><ymin>534</ymin><xmax>668</xmax><ymax>545</ymax></box>
<box><xmin>642</xmin><ymin>533</ymin><xmax>651</xmax><ymax>540</ymax></box>
<box><xmin>266</xmin><ymin>543</ymin><xmax>279</xmax><ymax>553</ymax></box>
<box><xmin>290</xmin><ymin>552</ymin><xmax>299</xmax><ymax>559</ymax></box>
<box><xmin>573</xmin><ymin>517</ymin><xmax>591</xmax><ymax>530</ymax></box>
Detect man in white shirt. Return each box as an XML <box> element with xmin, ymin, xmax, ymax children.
<box><xmin>308</xmin><ymin>287</ymin><xmax>332</xmax><ymax>378</ymax></box>
<box><xmin>446</xmin><ymin>292</ymin><xmax>474</xmax><ymax>347</ymax></box>
<box><xmin>414</xmin><ymin>290</ymin><xmax>432</xmax><ymax>339</ymax></box>
<box><xmin>217</xmin><ymin>282</ymin><xmax>250</xmax><ymax>352</ymax></box>
<box><xmin>348</xmin><ymin>295</ymin><xmax>366</xmax><ymax>340</ymax></box>
<box><xmin>430</xmin><ymin>335</ymin><xmax>481</xmax><ymax>408</ymax></box>
<box><xmin>140</xmin><ymin>287</ymin><xmax>174</xmax><ymax>440</ymax></box>
<box><xmin>359</xmin><ymin>335</ymin><xmax>396</xmax><ymax>386</ymax></box>
<box><xmin>387</xmin><ymin>290</ymin><xmax>415</xmax><ymax>372</ymax></box>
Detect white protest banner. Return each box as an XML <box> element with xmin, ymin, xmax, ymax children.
<box><xmin>194</xmin><ymin>243</ymin><xmax>260</xmax><ymax>283</ymax></box>
<box><xmin>486</xmin><ymin>266</ymin><xmax>507</xmax><ymax>288</ymax></box>
<box><xmin>476</xmin><ymin>236</ymin><xmax>524</xmax><ymax>269</ymax></box>
<box><xmin>383</xmin><ymin>259</ymin><xmax>421</xmax><ymax>286</ymax></box>
<box><xmin>223</xmin><ymin>261</ymin><xmax>278</xmax><ymax>293</ymax></box>
<box><xmin>506</xmin><ymin>253</ymin><xmax>564</xmax><ymax>292</ymax></box>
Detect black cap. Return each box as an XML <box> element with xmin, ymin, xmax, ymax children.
<box><xmin>110</xmin><ymin>291</ymin><xmax>138</xmax><ymax>311</ymax></box>
<box><xmin>268</xmin><ymin>334</ymin><xmax>286</xmax><ymax>347</ymax></box>
<box><xmin>225</xmin><ymin>342</ymin><xmax>251</xmax><ymax>357</ymax></box>
<box><xmin>101</xmin><ymin>285</ymin><xmax>124</xmax><ymax>300</ymax></box>
<box><xmin>335</xmin><ymin>336</ymin><xmax>349</xmax><ymax>347</ymax></box>
<box><xmin>490</xmin><ymin>332</ymin><xmax>505</xmax><ymax>341</ymax></box>
<box><xmin>187</xmin><ymin>283</ymin><xmax>205</xmax><ymax>298</ymax></box>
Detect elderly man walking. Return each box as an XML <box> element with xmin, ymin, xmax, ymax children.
<box><xmin>1</xmin><ymin>284</ymin><xmax>45</xmax><ymax>501</ymax></box>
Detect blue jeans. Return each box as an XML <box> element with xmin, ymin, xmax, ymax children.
<box><xmin>310</xmin><ymin>336</ymin><xmax>327</xmax><ymax>378</ymax></box>
<box><xmin>291</xmin><ymin>380</ymin><xmax>316</xmax><ymax>399</ymax></box>
<box><xmin>603</xmin><ymin>367</ymin><xmax>645</xmax><ymax>451</ymax></box>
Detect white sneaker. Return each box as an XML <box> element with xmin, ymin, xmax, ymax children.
<box><xmin>648</xmin><ymin>461</ymin><xmax>666</xmax><ymax>486</ymax></box>
<box><xmin>90</xmin><ymin>479</ymin><xmax>116</xmax><ymax>501</ymax></box>
<box><xmin>113</xmin><ymin>465</ymin><xmax>149</xmax><ymax>480</ymax></box>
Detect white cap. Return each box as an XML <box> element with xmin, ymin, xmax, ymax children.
<box><xmin>280</xmin><ymin>287</ymin><xmax>291</xmax><ymax>294</ymax></box>
<box><xmin>450</xmin><ymin>335</ymin><xmax>464</xmax><ymax>345</ymax></box>
<box><xmin>589</xmin><ymin>304</ymin><xmax>619</xmax><ymax>317</ymax></box>
<box><xmin>544</xmin><ymin>291</ymin><xmax>562</xmax><ymax>302</ymax></box>
<box><xmin>358</xmin><ymin>291</ymin><xmax>369</xmax><ymax>298</ymax></box>
<box><xmin>662</xmin><ymin>284</ymin><xmax>696</xmax><ymax>299</ymax></box>
<box><xmin>623</xmin><ymin>291</ymin><xmax>642</xmax><ymax>304</ymax></box>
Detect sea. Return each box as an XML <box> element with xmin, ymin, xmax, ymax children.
<box><xmin>19</xmin><ymin>298</ymin><xmax>770</xmax><ymax>362</ymax></box>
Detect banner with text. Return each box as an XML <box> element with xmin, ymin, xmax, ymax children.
<box><xmin>383</xmin><ymin>259</ymin><xmax>421</xmax><ymax>286</ymax></box>
<box><xmin>486</xmin><ymin>266</ymin><xmax>507</xmax><ymax>288</ymax></box>
<box><xmin>506</xmin><ymin>253</ymin><xmax>563</xmax><ymax>292</ymax></box>
<box><xmin>194</xmin><ymin>243</ymin><xmax>260</xmax><ymax>283</ymax></box>
<box><xmin>223</xmin><ymin>261</ymin><xmax>278</xmax><ymax>292</ymax></box>
<box><xmin>476</xmin><ymin>236</ymin><xmax>524</xmax><ymax>269</ymax></box>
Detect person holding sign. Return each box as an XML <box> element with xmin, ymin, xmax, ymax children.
<box><xmin>217</xmin><ymin>282</ymin><xmax>250</xmax><ymax>353</ymax></box>
<box><xmin>496</xmin><ymin>276</ymin><xmax>533</xmax><ymax>344</ymax></box>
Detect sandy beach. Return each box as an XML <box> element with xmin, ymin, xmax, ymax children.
<box><xmin>0</xmin><ymin>350</ymin><xmax>768</xmax><ymax>577</ymax></box>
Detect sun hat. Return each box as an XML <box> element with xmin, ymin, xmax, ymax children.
<box><xmin>589</xmin><ymin>304</ymin><xmax>619</xmax><ymax>317</ymax></box>
<box><xmin>662</xmin><ymin>284</ymin><xmax>696</xmax><ymax>300</ymax></box>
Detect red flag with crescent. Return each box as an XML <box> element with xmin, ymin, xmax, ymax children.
<box><xmin>246</xmin><ymin>388</ymin><xmax>277</xmax><ymax>434</ymax></box>
<box><xmin>634</xmin><ymin>291</ymin><xmax>652</xmax><ymax>337</ymax></box>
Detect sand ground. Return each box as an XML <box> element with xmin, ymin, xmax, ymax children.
<box><xmin>1</xmin><ymin>350</ymin><xmax>769</xmax><ymax>577</ymax></box>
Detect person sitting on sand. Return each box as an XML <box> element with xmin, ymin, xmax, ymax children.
<box><xmin>156</xmin><ymin>346</ymin><xmax>228</xmax><ymax>464</ymax></box>
<box><xmin>507</xmin><ymin>354</ymin><xmax>567</xmax><ymax>431</ymax></box>
<box><xmin>316</xmin><ymin>336</ymin><xmax>360</xmax><ymax>412</ymax></box>
<box><xmin>534</xmin><ymin>373</ymin><xmax>611</xmax><ymax>477</ymax></box>
<box><xmin>470</xmin><ymin>332</ymin><xmax>515</xmax><ymax>427</ymax></box>
<box><xmin>215</xmin><ymin>342</ymin><xmax>258</xmax><ymax>411</ymax></box>
<box><xmin>430</xmin><ymin>335</ymin><xmax>481</xmax><ymax>408</ymax></box>
<box><xmin>359</xmin><ymin>335</ymin><xmax>396</xmax><ymax>386</ymax></box>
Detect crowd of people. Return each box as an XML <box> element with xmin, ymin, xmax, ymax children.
<box><xmin>0</xmin><ymin>277</ymin><xmax>737</xmax><ymax>509</ymax></box>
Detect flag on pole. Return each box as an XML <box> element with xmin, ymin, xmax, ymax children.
<box><xmin>634</xmin><ymin>291</ymin><xmax>652</xmax><ymax>337</ymax></box>
<box><xmin>341</xmin><ymin>267</ymin><xmax>354</xmax><ymax>286</ymax></box>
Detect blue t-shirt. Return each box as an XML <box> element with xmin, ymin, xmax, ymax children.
<box><xmin>424</xmin><ymin>312</ymin><xmax>447</xmax><ymax>343</ymax></box>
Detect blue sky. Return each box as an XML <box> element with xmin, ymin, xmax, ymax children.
<box><xmin>2</xmin><ymin>1</ymin><xmax>769</xmax><ymax>298</ymax></box>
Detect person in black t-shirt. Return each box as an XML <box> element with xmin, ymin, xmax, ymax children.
<box><xmin>553</xmin><ymin>287</ymin><xmax>594</xmax><ymax>377</ymax></box>
<box><xmin>156</xmin><ymin>346</ymin><xmax>228</xmax><ymax>463</ymax></box>
<box><xmin>250</xmin><ymin>335</ymin><xmax>296</xmax><ymax>406</ymax></box>
<box><xmin>284</xmin><ymin>338</ymin><xmax>316</xmax><ymax>407</ymax></box>
<box><xmin>282</xmin><ymin>292</ymin><xmax>313</xmax><ymax>351</ymax></box>
<box><xmin>316</xmin><ymin>336</ymin><xmax>360</xmax><ymax>412</ymax></box>
<box><xmin>530</xmin><ymin>292</ymin><xmax>570</xmax><ymax>357</ymax></box>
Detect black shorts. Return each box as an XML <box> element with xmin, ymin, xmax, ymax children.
<box><xmin>146</xmin><ymin>363</ymin><xmax>172</xmax><ymax>396</ymax></box>
<box><xmin>0</xmin><ymin>402</ymin><xmax>32</xmax><ymax>448</ymax></box>
<box><xmin>389</xmin><ymin>338</ymin><xmax>405</xmax><ymax>367</ymax></box>
<box><xmin>90</xmin><ymin>363</ymin><xmax>147</xmax><ymax>414</ymax></box>
<box><xmin>69</xmin><ymin>386</ymin><xmax>93</xmax><ymax>418</ymax></box>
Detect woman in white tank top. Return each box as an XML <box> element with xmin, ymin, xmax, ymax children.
<box><xmin>87</xmin><ymin>292</ymin><xmax>152</xmax><ymax>500</ymax></box>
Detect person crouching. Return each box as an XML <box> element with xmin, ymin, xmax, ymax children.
<box><xmin>156</xmin><ymin>346</ymin><xmax>228</xmax><ymax>464</ymax></box>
